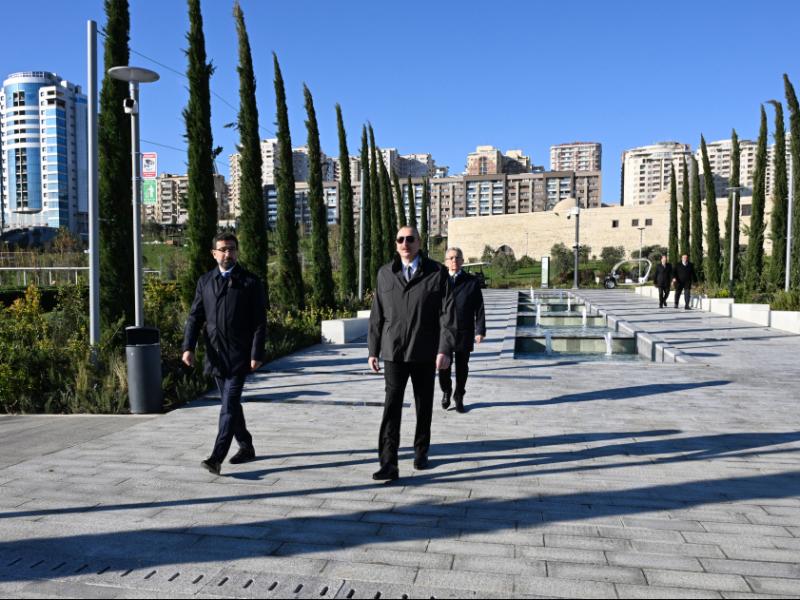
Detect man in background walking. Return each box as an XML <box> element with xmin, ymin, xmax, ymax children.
<box><xmin>654</xmin><ymin>254</ymin><xmax>673</xmax><ymax>309</ymax></box>
<box><xmin>673</xmin><ymin>254</ymin><xmax>696</xmax><ymax>310</ymax></box>
<box><xmin>182</xmin><ymin>232</ymin><xmax>267</xmax><ymax>475</ymax></box>
<box><xmin>368</xmin><ymin>226</ymin><xmax>457</xmax><ymax>481</ymax></box>
<box><xmin>440</xmin><ymin>247</ymin><xmax>486</xmax><ymax>413</ymax></box>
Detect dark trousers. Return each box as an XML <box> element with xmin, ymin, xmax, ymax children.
<box><xmin>379</xmin><ymin>361</ymin><xmax>435</xmax><ymax>468</ymax></box>
<box><xmin>438</xmin><ymin>351</ymin><xmax>471</xmax><ymax>399</ymax></box>
<box><xmin>211</xmin><ymin>374</ymin><xmax>253</xmax><ymax>461</ymax></box>
<box><xmin>674</xmin><ymin>282</ymin><xmax>691</xmax><ymax>307</ymax></box>
<box><xmin>658</xmin><ymin>286</ymin><xmax>671</xmax><ymax>307</ymax></box>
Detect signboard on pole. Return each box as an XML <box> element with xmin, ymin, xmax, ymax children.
<box><xmin>142</xmin><ymin>179</ymin><xmax>157</xmax><ymax>205</ymax></box>
<box><xmin>142</xmin><ymin>152</ymin><xmax>157</xmax><ymax>178</ymax></box>
<box><xmin>540</xmin><ymin>256</ymin><xmax>550</xmax><ymax>288</ymax></box>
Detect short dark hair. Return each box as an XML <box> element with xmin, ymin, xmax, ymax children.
<box><xmin>212</xmin><ymin>231</ymin><xmax>238</xmax><ymax>249</ymax></box>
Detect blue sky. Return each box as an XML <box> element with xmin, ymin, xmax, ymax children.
<box><xmin>3</xmin><ymin>0</ymin><xmax>799</xmax><ymax>203</ymax></box>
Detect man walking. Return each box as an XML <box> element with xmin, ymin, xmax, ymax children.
<box><xmin>368</xmin><ymin>226</ymin><xmax>457</xmax><ymax>481</ymax></box>
<box><xmin>440</xmin><ymin>247</ymin><xmax>486</xmax><ymax>413</ymax></box>
<box><xmin>654</xmin><ymin>255</ymin><xmax>673</xmax><ymax>309</ymax></box>
<box><xmin>182</xmin><ymin>232</ymin><xmax>267</xmax><ymax>475</ymax></box>
<box><xmin>673</xmin><ymin>254</ymin><xmax>696</xmax><ymax>310</ymax></box>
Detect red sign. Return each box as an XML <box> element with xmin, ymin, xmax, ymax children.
<box><xmin>142</xmin><ymin>152</ymin><xmax>157</xmax><ymax>179</ymax></box>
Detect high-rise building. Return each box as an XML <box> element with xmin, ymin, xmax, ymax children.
<box><xmin>0</xmin><ymin>72</ymin><xmax>87</xmax><ymax>236</ymax></box>
<box><xmin>696</xmin><ymin>136</ymin><xmax>793</xmax><ymax>200</ymax></box>
<box><xmin>228</xmin><ymin>152</ymin><xmax>241</xmax><ymax>217</ymax></box>
<box><xmin>144</xmin><ymin>173</ymin><xmax>227</xmax><ymax>225</ymax></box>
<box><xmin>621</xmin><ymin>142</ymin><xmax>693</xmax><ymax>206</ymax></box>
<box><xmin>398</xmin><ymin>153</ymin><xmax>435</xmax><ymax>178</ymax></box>
<box><xmin>466</xmin><ymin>146</ymin><xmax>534</xmax><ymax>176</ymax></box>
<box><xmin>550</xmin><ymin>142</ymin><xmax>601</xmax><ymax>172</ymax></box>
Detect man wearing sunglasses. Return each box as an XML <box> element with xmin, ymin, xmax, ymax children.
<box><xmin>368</xmin><ymin>226</ymin><xmax>457</xmax><ymax>481</ymax></box>
<box><xmin>182</xmin><ymin>232</ymin><xmax>267</xmax><ymax>476</ymax></box>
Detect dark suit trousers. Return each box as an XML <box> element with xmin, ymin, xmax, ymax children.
<box><xmin>658</xmin><ymin>286</ymin><xmax>671</xmax><ymax>307</ymax></box>
<box><xmin>674</xmin><ymin>282</ymin><xmax>691</xmax><ymax>307</ymax></box>
<box><xmin>211</xmin><ymin>374</ymin><xmax>253</xmax><ymax>461</ymax></box>
<box><xmin>379</xmin><ymin>361</ymin><xmax>435</xmax><ymax>468</ymax></box>
<box><xmin>438</xmin><ymin>351</ymin><xmax>471</xmax><ymax>399</ymax></box>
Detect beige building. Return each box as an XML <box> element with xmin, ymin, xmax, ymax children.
<box><xmin>698</xmin><ymin>136</ymin><xmax>793</xmax><ymax>200</ymax></box>
<box><xmin>622</xmin><ymin>142</ymin><xmax>693</xmax><ymax>206</ymax></box>
<box><xmin>550</xmin><ymin>142</ymin><xmax>602</xmax><ymax>172</ymax></box>
<box><xmin>448</xmin><ymin>192</ymin><xmax>771</xmax><ymax>264</ymax></box>
<box><xmin>145</xmin><ymin>173</ymin><xmax>228</xmax><ymax>226</ymax></box>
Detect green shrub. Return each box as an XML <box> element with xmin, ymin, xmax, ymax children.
<box><xmin>771</xmin><ymin>290</ymin><xmax>800</xmax><ymax>311</ymax></box>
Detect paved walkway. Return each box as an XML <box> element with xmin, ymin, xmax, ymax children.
<box><xmin>1</xmin><ymin>289</ymin><xmax>799</xmax><ymax>598</ymax></box>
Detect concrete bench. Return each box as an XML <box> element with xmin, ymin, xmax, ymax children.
<box><xmin>321</xmin><ymin>317</ymin><xmax>369</xmax><ymax>344</ymax></box>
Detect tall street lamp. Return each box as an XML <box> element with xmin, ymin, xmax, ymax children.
<box><xmin>726</xmin><ymin>185</ymin><xmax>746</xmax><ymax>296</ymax></box>
<box><xmin>786</xmin><ymin>155</ymin><xmax>794</xmax><ymax>292</ymax></box>
<box><xmin>566</xmin><ymin>198</ymin><xmax>580</xmax><ymax>289</ymax></box>
<box><xmin>107</xmin><ymin>66</ymin><xmax>159</xmax><ymax>326</ymax></box>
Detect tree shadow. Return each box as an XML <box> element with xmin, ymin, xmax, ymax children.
<box><xmin>2</xmin><ymin>429</ymin><xmax>799</xmax><ymax>583</ymax></box>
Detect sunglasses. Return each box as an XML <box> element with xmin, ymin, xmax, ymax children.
<box><xmin>396</xmin><ymin>236</ymin><xmax>416</xmax><ymax>244</ymax></box>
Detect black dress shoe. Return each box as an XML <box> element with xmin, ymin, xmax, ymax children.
<box><xmin>229</xmin><ymin>447</ymin><xmax>256</xmax><ymax>464</ymax></box>
<box><xmin>441</xmin><ymin>391</ymin><xmax>451</xmax><ymax>410</ymax></box>
<box><xmin>372</xmin><ymin>465</ymin><xmax>399</xmax><ymax>481</ymax></box>
<box><xmin>201</xmin><ymin>458</ymin><xmax>221</xmax><ymax>475</ymax></box>
<box><xmin>454</xmin><ymin>396</ymin><xmax>466</xmax><ymax>413</ymax></box>
<box><xmin>685</xmin><ymin>306</ymin><xmax>691</xmax><ymax>310</ymax></box>
<box><xmin>413</xmin><ymin>455</ymin><xmax>429</xmax><ymax>470</ymax></box>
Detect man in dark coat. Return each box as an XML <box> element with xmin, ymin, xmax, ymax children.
<box><xmin>653</xmin><ymin>255</ymin><xmax>673</xmax><ymax>309</ymax></box>
<box><xmin>673</xmin><ymin>254</ymin><xmax>696</xmax><ymax>310</ymax></box>
<box><xmin>182</xmin><ymin>232</ymin><xmax>267</xmax><ymax>475</ymax></box>
<box><xmin>439</xmin><ymin>247</ymin><xmax>486</xmax><ymax>413</ymax></box>
<box><xmin>368</xmin><ymin>225</ymin><xmax>457</xmax><ymax>481</ymax></box>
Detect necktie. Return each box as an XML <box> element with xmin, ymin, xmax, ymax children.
<box><xmin>405</xmin><ymin>266</ymin><xmax>412</xmax><ymax>282</ymax></box>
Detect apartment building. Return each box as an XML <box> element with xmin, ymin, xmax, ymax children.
<box><xmin>550</xmin><ymin>142</ymin><xmax>601</xmax><ymax>172</ymax></box>
<box><xmin>144</xmin><ymin>173</ymin><xmax>228</xmax><ymax>225</ymax></box>
<box><xmin>621</xmin><ymin>142</ymin><xmax>693</xmax><ymax>206</ymax></box>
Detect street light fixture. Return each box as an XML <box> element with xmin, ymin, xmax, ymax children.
<box><xmin>107</xmin><ymin>66</ymin><xmax>159</xmax><ymax>327</ymax></box>
<box><xmin>637</xmin><ymin>226</ymin><xmax>646</xmax><ymax>282</ymax></box>
<box><xmin>566</xmin><ymin>199</ymin><xmax>580</xmax><ymax>289</ymax></box>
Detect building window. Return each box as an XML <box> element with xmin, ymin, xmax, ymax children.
<box><xmin>612</xmin><ymin>220</ymin><xmax>619</xmax><ymax>228</ymax></box>
<box><xmin>741</xmin><ymin>204</ymin><xmax>752</xmax><ymax>217</ymax></box>
<box><xmin>645</xmin><ymin>219</ymin><xmax>653</xmax><ymax>226</ymax></box>
<box><xmin>632</xmin><ymin>219</ymin><xmax>639</xmax><ymax>226</ymax></box>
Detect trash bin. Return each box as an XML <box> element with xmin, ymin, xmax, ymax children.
<box><xmin>125</xmin><ymin>326</ymin><xmax>163</xmax><ymax>414</ymax></box>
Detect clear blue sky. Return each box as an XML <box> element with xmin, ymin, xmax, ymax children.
<box><xmin>4</xmin><ymin>0</ymin><xmax>799</xmax><ymax>204</ymax></box>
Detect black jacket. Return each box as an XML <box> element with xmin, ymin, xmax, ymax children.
<box><xmin>368</xmin><ymin>255</ymin><xmax>457</xmax><ymax>362</ymax></box>
<box><xmin>674</xmin><ymin>261</ymin><xmax>696</xmax><ymax>285</ymax></box>
<box><xmin>182</xmin><ymin>263</ymin><xmax>267</xmax><ymax>377</ymax></box>
<box><xmin>450</xmin><ymin>271</ymin><xmax>487</xmax><ymax>352</ymax></box>
<box><xmin>654</xmin><ymin>263</ymin><xmax>673</xmax><ymax>288</ymax></box>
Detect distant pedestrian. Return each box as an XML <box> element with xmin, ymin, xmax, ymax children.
<box><xmin>182</xmin><ymin>232</ymin><xmax>267</xmax><ymax>475</ymax></box>
<box><xmin>368</xmin><ymin>225</ymin><xmax>457</xmax><ymax>481</ymax></box>
<box><xmin>654</xmin><ymin>255</ymin><xmax>673</xmax><ymax>309</ymax></box>
<box><xmin>439</xmin><ymin>247</ymin><xmax>486</xmax><ymax>413</ymax></box>
<box><xmin>673</xmin><ymin>254</ymin><xmax>696</xmax><ymax>310</ymax></box>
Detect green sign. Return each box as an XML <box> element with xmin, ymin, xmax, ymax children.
<box><xmin>142</xmin><ymin>179</ymin><xmax>157</xmax><ymax>205</ymax></box>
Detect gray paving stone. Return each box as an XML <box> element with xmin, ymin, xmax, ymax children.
<box><xmin>514</xmin><ymin>574</ymin><xmax>617</xmax><ymax>598</ymax></box>
<box><xmin>415</xmin><ymin>568</ymin><xmax>514</xmax><ymax>594</ymax></box>
<box><xmin>701</xmin><ymin>557</ymin><xmax>800</xmax><ymax>578</ymax></box>
<box><xmin>547</xmin><ymin>561</ymin><xmax>646</xmax><ymax>584</ymax></box>
<box><xmin>452</xmin><ymin>555</ymin><xmax>546</xmax><ymax>576</ymax></box>
<box><xmin>746</xmin><ymin>576</ymin><xmax>800</xmax><ymax>596</ymax></box>
<box><xmin>643</xmin><ymin>569</ymin><xmax>750</xmax><ymax>592</ymax></box>
<box><xmin>516</xmin><ymin>545</ymin><xmax>606</xmax><ymax>565</ymax></box>
<box><xmin>607</xmin><ymin>551</ymin><xmax>703</xmax><ymax>572</ymax></box>
<box><xmin>615</xmin><ymin>583</ymin><xmax>722</xmax><ymax>598</ymax></box>
<box><xmin>427</xmin><ymin>539</ymin><xmax>515</xmax><ymax>558</ymax></box>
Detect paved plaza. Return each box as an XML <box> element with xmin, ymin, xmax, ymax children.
<box><xmin>1</xmin><ymin>289</ymin><xmax>800</xmax><ymax>598</ymax></box>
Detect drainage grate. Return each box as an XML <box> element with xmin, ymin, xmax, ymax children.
<box><xmin>198</xmin><ymin>570</ymin><xmax>343</xmax><ymax>598</ymax></box>
<box><xmin>333</xmin><ymin>580</ymin><xmax>479</xmax><ymax>599</ymax></box>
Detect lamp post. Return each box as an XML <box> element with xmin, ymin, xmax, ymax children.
<box><xmin>726</xmin><ymin>185</ymin><xmax>746</xmax><ymax>296</ymax></box>
<box><xmin>569</xmin><ymin>201</ymin><xmax>581</xmax><ymax>289</ymax></box>
<box><xmin>637</xmin><ymin>226</ymin><xmax>646</xmax><ymax>282</ymax></box>
<box><xmin>107</xmin><ymin>66</ymin><xmax>159</xmax><ymax>327</ymax></box>
<box><xmin>786</xmin><ymin>156</ymin><xmax>794</xmax><ymax>292</ymax></box>
<box><xmin>358</xmin><ymin>165</ymin><xmax>365</xmax><ymax>300</ymax></box>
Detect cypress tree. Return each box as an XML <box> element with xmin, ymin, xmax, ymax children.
<box><xmin>420</xmin><ymin>178</ymin><xmax>430</xmax><ymax>253</ymax></box>
<box><xmin>335</xmin><ymin>104</ymin><xmax>356</xmax><ymax>300</ymax></box>
<box><xmin>785</xmin><ymin>75</ymin><xmax>800</xmax><ymax>289</ymax></box>
<box><xmin>233</xmin><ymin>3</ymin><xmax>267</xmax><ymax>286</ymax></box>
<box><xmin>768</xmin><ymin>101</ymin><xmax>788</xmax><ymax>289</ymax></box>
<box><xmin>680</xmin><ymin>157</ymin><xmax>690</xmax><ymax>257</ymax></box>
<box><xmin>407</xmin><ymin>176</ymin><xmax>418</xmax><ymax>228</ymax></box>
<box><xmin>368</xmin><ymin>126</ymin><xmax>382</xmax><ymax>287</ymax></box>
<box><xmin>98</xmin><ymin>0</ymin><xmax>133</xmax><ymax>328</ymax></box>
<box><xmin>385</xmin><ymin>162</ymin><xmax>398</xmax><ymax>243</ymax></box>
<box><xmin>182</xmin><ymin>0</ymin><xmax>218</xmax><ymax>306</ymax></box>
<box><xmin>303</xmin><ymin>85</ymin><xmax>334</xmax><ymax>308</ymax></box>
<box><xmin>272</xmin><ymin>53</ymin><xmax>304</xmax><ymax>308</ymax></box>
<box><xmin>690</xmin><ymin>155</ymin><xmax>704</xmax><ymax>280</ymax></box>
<box><xmin>392</xmin><ymin>169</ymin><xmax>406</xmax><ymax>227</ymax></box>
<box><xmin>668</xmin><ymin>164</ymin><xmax>679</xmax><ymax>265</ymax></box>
<box><xmin>376</xmin><ymin>148</ymin><xmax>394</xmax><ymax>261</ymax></box>
<box><xmin>722</xmin><ymin>129</ymin><xmax>741</xmax><ymax>286</ymax></box>
<box><xmin>359</xmin><ymin>127</ymin><xmax>371</xmax><ymax>290</ymax></box>
<box><xmin>744</xmin><ymin>106</ymin><xmax>769</xmax><ymax>291</ymax></box>
<box><xmin>700</xmin><ymin>135</ymin><xmax>721</xmax><ymax>285</ymax></box>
